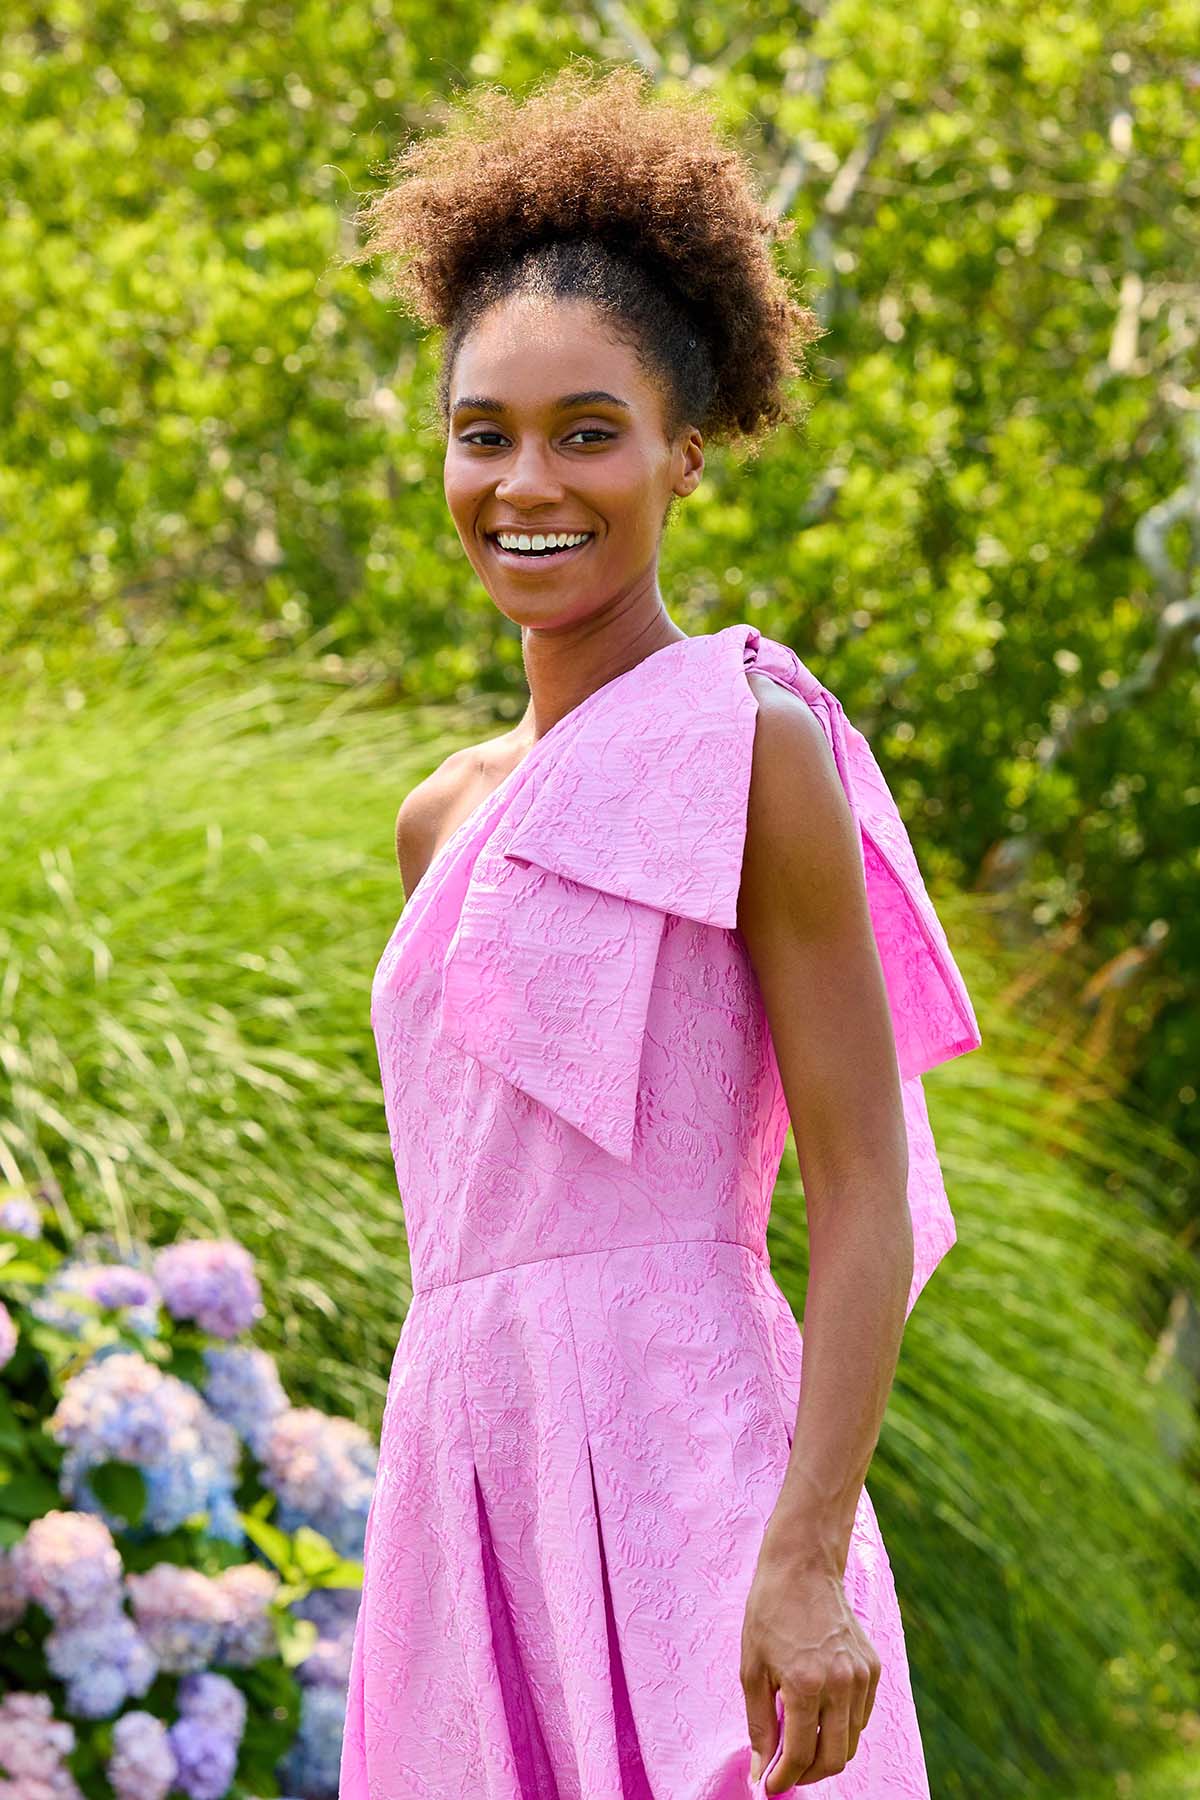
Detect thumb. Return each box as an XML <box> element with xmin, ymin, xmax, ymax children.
<box><xmin>745</xmin><ymin>1673</ymin><xmax>781</xmax><ymax>1785</ymax></box>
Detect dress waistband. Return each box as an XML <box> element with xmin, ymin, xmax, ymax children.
<box><xmin>411</xmin><ymin>1234</ymin><xmax>767</xmax><ymax>1296</ymax></box>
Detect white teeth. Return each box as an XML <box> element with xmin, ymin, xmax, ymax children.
<box><xmin>495</xmin><ymin>531</ymin><xmax>591</xmax><ymax>553</ymax></box>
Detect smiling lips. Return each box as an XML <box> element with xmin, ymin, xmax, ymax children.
<box><xmin>486</xmin><ymin>530</ymin><xmax>595</xmax><ymax>567</ymax></box>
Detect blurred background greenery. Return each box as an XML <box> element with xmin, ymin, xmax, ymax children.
<box><xmin>2</xmin><ymin>2</ymin><xmax>1199</xmax><ymax>1795</ymax></box>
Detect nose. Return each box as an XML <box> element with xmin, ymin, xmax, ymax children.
<box><xmin>493</xmin><ymin>438</ymin><xmax>565</xmax><ymax>510</ymax></box>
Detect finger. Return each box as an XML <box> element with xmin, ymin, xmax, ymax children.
<box><xmin>861</xmin><ymin>1656</ymin><xmax>882</xmax><ymax>1732</ymax></box>
<box><xmin>763</xmin><ymin>1681</ymin><xmax>822</xmax><ymax>1796</ymax></box>
<box><xmin>850</xmin><ymin>1659</ymin><xmax>876</xmax><ymax>1749</ymax></box>
<box><xmin>743</xmin><ymin>1671</ymin><xmax>781</xmax><ymax>1785</ymax></box>
<box><xmin>796</xmin><ymin>1694</ymin><xmax>851</xmax><ymax>1787</ymax></box>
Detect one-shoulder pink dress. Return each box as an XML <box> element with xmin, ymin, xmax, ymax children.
<box><xmin>338</xmin><ymin>623</ymin><xmax>981</xmax><ymax>1800</ymax></box>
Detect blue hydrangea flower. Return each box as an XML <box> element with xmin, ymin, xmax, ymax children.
<box><xmin>0</xmin><ymin>1194</ymin><xmax>42</xmax><ymax>1237</ymax></box>
<box><xmin>260</xmin><ymin>1408</ymin><xmax>377</xmax><ymax>1561</ymax></box>
<box><xmin>202</xmin><ymin>1344</ymin><xmax>289</xmax><ymax>1458</ymax></box>
<box><xmin>279</xmin><ymin>1684</ymin><xmax>347</xmax><ymax>1800</ymax></box>
<box><xmin>48</xmin><ymin>1351</ymin><xmax>241</xmax><ymax>1538</ymax></box>
<box><xmin>44</xmin><ymin>1608</ymin><xmax>158</xmax><ymax>1718</ymax></box>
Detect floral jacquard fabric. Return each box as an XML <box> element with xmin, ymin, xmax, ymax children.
<box><xmin>337</xmin><ymin>624</ymin><xmax>982</xmax><ymax>1800</ymax></box>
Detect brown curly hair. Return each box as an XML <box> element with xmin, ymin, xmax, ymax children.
<box><xmin>346</xmin><ymin>60</ymin><xmax>826</xmax><ymax>459</ymax></box>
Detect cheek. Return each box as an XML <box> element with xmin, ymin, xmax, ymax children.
<box><xmin>443</xmin><ymin>464</ymin><xmax>482</xmax><ymax>528</ymax></box>
<box><xmin>587</xmin><ymin>450</ymin><xmax>661</xmax><ymax>511</ymax></box>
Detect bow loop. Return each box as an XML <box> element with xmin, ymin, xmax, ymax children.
<box><xmin>437</xmin><ymin>630</ymin><xmax>762</xmax><ymax>1161</ymax></box>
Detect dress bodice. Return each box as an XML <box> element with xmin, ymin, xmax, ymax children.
<box><xmin>368</xmin><ymin>623</ymin><xmax>981</xmax><ymax>1308</ymax></box>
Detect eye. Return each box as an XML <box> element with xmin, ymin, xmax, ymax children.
<box><xmin>458</xmin><ymin>427</ymin><xmax>615</xmax><ymax>448</ymax></box>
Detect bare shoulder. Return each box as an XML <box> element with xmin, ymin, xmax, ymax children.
<box><xmin>744</xmin><ymin>671</ymin><xmax>843</xmax><ymax>808</ymax></box>
<box><xmin>394</xmin><ymin>731</ymin><xmax>526</xmax><ymax>899</ymax></box>
<box><xmin>393</xmin><ymin>745</ymin><xmax>476</xmax><ymax>892</ymax></box>
<box><xmin>739</xmin><ymin>670</ymin><xmax>862</xmax><ymax>931</ymax></box>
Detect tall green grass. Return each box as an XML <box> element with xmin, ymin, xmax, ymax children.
<box><xmin>2</xmin><ymin>624</ymin><xmax>1196</xmax><ymax>1797</ymax></box>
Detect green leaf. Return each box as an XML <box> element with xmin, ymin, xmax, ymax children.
<box><xmin>237</xmin><ymin>1510</ymin><xmax>297</xmax><ymax>1577</ymax></box>
<box><xmin>167</xmin><ymin>1344</ymin><xmax>209</xmax><ymax>1389</ymax></box>
<box><xmin>275</xmin><ymin>1612</ymin><xmax>318</xmax><ymax>1669</ymax></box>
<box><xmin>290</xmin><ymin>1523</ymin><xmax>343</xmax><ymax>1579</ymax></box>
<box><xmin>88</xmin><ymin>1459</ymin><xmax>147</xmax><ymax>1527</ymax></box>
<box><xmin>0</xmin><ymin>1259</ymin><xmax>50</xmax><ymax>1285</ymax></box>
<box><xmin>310</xmin><ymin>1557</ymin><xmax>363</xmax><ymax>1590</ymax></box>
<box><xmin>0</xmin><ymin>1391</ymin><xmax>25</xmax><ymax>1454</ymax></box>
<box><xmin>0</xmin><ymin>1466</ymin><xmax>63</xmax><ymax>1520</ymax></box>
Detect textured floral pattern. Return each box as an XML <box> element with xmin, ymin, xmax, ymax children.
<box><xmin>340</xmin><ymin>625</ymin><xmax>981</xmax><ymax>1800</ymax></box>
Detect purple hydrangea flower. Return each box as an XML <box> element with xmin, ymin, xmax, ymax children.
<box><xmin>0</xmin><ymin>1194</ymin><xmax>42</xmax><ymax>1237</ymax></box>
<box><xmin>154</xmin><ymin>1240</ymin><xmax>264</xmax><ymax>1339</ymax></box>
<box><xmin>85</xmin><ymin>1264</ymin><xmax>159</xmax><ymax>1310</ymax></box>
<box><xmin>30</xmin><ymin>1256</ymin><xmax>161</xmax><ymax>1341</ymax></box>
<box><xmin>260</xmin><ymin>1408</ymin><xmax>377</xmax><ymax>1561</ymax></box>
<box><xmin>291</xmin><ymin>1585</ymin><xmax>361</xmax><ymax>1638</ymax></box>
<box><xmin>0</xmin><ymin>1691</ymin><xmax>85</xmax><ymax>1797</ymax></box>
<box><xmin>213</xmin><ymin>1562</ymin><xmax>279</xmax><ymax>1666</ymax></box>
<box><xmin>0</xmin><ymin>1299</ymin><xmax>16</xmax><ymax>1371</ymax></box>
<box><xmin>177</xmin><ymin>1672</ymin><xmax>247</xmax><ymax>1746</ymax></box>
<box><xmin>292</xmin><ymin>1587</ymin><xmax>360</xmax><ymax>1692</ymax></box>
<box><xmin>280</xmin><ymin>1684</ymin><xmax>346</xmax><ymax>1800</ymax></box>
<box><xmin>297</xmin><ymin>1633</ymin><xmax>354</xmax><ymax>1691</ymax></box>
<box><xmin>43</xmin><ymin>1607</ymin><xmax>158</xmax><ymax>1719</ymax></box>
<box><xmin>202</xmin><ymin>1344</ymin><xmax>289</xmax><ymax>1458</ymax></box>
<box><xmin>48</xmin><ymin>1352</ymin><xmax>241</xmax><ymax>1538</ymax></box>
<box><xmin>166</xmin><ymin>1718</ymin><xmax>238</xmax><ymax>1800</ymax></box>
<box><xmin>108</xmin><ymin>1710</ymin><xmax>177</xmax><ymax>1800</ymax></box>
<box><xmin>124</xmin><ymin>1565</ymin><xmax>232</xmax><ymax>1674</ymax></box>
<box><xmin>11</xmin><ymin>1511</ymin><xmax>123</xmax><ymax>1623</ymax></box>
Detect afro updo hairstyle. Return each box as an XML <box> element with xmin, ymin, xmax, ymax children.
<box><xmin>346</xmin><ymin>60</ymin><xmax>826</xmax><ymax>463</ymax></box>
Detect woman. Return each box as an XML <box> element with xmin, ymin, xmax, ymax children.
<box><xmin>337</xmin><ymin>63</ymin><xmax>980</xmax><ymax>1800</ymax></box>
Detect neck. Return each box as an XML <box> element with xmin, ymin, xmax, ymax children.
<box><xmin>516</xmin><ymin>603</ymin><xmax>689</xmax><ymax>744</ymax></box>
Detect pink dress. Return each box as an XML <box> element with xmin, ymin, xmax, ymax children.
<box><xmin>338</xmin><ymin>623</ymin><xmax>981</xmax><ymax>1800</ymax></box>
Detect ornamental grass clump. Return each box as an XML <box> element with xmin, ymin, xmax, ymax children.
<box><xmin>0</xmin><ymin>1181</ymin><xmax>374</xmax><ymax>1800</ymax></box>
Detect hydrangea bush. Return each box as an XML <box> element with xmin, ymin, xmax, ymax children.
<box><xmin>0</xmin><ymin>1181</ymin><xmax>375</xmax><ymax>1800</ymax></box>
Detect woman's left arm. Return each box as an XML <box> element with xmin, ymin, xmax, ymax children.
<box><xmin>736</xmin><ymin>671</ymin><xmax>912</xmax><ymax>1791</ymax></box>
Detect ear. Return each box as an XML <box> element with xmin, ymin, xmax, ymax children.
<box><xmin>675</xmin><ymin>427</ymin><xmax>704</xmax><ymax>496</ymax></box>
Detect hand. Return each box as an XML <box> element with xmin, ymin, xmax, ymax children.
<box><xmin>740</xmin><ymin>1535</ymin><xmax>881</xmax><ymax>1792</ymax></box>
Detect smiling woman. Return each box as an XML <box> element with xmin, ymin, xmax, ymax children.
<box><xmin>334</xmin><ymin>57</ymin><xmax>979</xmax><ymax>1800</ymax></box>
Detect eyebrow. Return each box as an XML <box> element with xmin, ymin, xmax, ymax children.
<box><xmin>451</xmin><ymin>390</ymin><xmax>632</xmax><ymax>415</ymax></box>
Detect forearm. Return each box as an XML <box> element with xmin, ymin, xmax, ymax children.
<box><xmin>763</xmin><ymin>1179</ymin><xmax>913</xmax><ymax>1576</ymax></box>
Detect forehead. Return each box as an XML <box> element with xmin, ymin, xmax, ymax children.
<box><xmin>452</xmin><ymin>294</ymin><xmax>648</xmax><ymax>410</ymax></box>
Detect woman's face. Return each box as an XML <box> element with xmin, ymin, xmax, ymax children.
<box><xmin>443</xmin><ymin>292</ymin><xmax>703</xmax><ymax>627</ymax></box>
